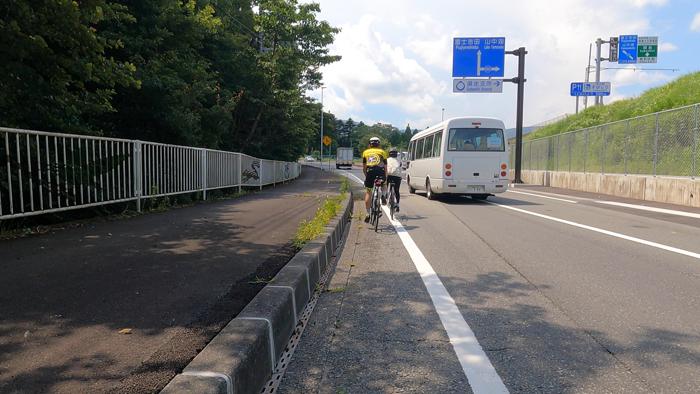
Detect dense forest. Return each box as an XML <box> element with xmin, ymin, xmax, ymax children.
<box><xmin>0</xmin><ymin>0</ymin><xmax>340</xmax><ymax>161</ymax></box>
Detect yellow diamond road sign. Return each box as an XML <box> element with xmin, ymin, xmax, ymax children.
<box><xmin>323</xmin><ymin>136</ymin><xmax>332</xmax><ymax>146</ymax></box>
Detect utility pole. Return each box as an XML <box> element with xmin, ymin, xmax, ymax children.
<box><xmin>595</xmin><ymin>38</ymin><xmax>602</xmax><ymax>106</ymax></box>
<box><xmin>584</xmin><ymin>43</ymin><xmax>592</xmax><ymax>110</ymax></box>
<box><xmin>505</xmin><ymin>47</ymin><xmax>527</xmax><ymax>183</ymax></box>
<box><xmin>320</xmin><ymin>86</ymin><xmax>325</xmax><ymax>169</ymax></box>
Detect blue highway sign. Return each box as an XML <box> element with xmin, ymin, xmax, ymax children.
<box><xmin>618</xmin><ymin>35</ymin><xmax>638</xmax><ymax>64</ymax></box>
<box><xmin>570</xmin><ymin>82</ymin><xmax>611</xmax><ymax>96</ymax></box>
<box><xmin>453</xmin><ymin>37</ymin><xmax>505</xmax><ymax>78</ymax></box>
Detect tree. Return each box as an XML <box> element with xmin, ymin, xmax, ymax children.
<box><xmin>0</xmin><ymin>0</ymin><xmax>138</xmax><ymax>133</ymax></box>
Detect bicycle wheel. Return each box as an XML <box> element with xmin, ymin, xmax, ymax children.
<box><xmin>369</xmin><ymin>194</ymin><xmax>375</xmax><ymax>225</ymax></box>
<box><xmin>389</xmin><ymin>184</ymin><xmax>396</xmax><ymax>220</ymax></box>
<box><xmin>372</xmin><ymin>186</ymin><xmax>380</xmax><ymax>232</ymax></box>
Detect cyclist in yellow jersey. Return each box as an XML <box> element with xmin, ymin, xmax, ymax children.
<box><xmin>362</xmin><ymin>137</ymin><xmax>388</xmax><ymax>223</ymax></box>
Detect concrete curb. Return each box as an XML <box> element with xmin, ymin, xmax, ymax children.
<box><xmin>161</xmin><ymin>191</ymin><xmax>353</xmax><ymax>394</ymax></box>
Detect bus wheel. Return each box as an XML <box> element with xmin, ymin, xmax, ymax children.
<box><xmin>426</xmin><ymin>179</ymin><xmax>438</xmax><ymax>200</ymax></box>
<box><xmin>407</xmin><ymin>176</ymin><xmax>416</xmax><ymax>194</ymax></box>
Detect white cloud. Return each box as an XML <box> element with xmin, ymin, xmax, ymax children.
<box><xmin>319</xmin><ymin>15</ymin><xmax>444</xmax><ymax>121</ymax></box>
<box><xmin>626</xmin><ymin>0</ymin><xmax>668</xmax><ymax>6</ymax></box>
<box><xmin>311</xmin><ymin>0</ymin><xmax>668</xmax><ymax>128</ymax></box>
<box><xmin>611</xmin><ymin>67</ymin><xmax>671</xmax><ymax>87</ymax></box>
<box><xmin>658</xmin><ymin>42</ymin><xmax>678</xmax><ymax>52</ymax></box>
<box><xmin>691</xmin><ymin>12</ymin><xmax>700</xmax><ymax>31</ymax></box>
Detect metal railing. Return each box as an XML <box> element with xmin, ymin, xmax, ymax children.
<box><xmin>510</xmin><ymin>103</ymin><xmax>700</xmax><ymax>178</ymax></box>
<box><xmin>0</xmin><ymin>127</ymin><xmax>301</xmax><ymax>220</ymax></box>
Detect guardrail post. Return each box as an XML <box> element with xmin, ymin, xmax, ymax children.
<box><xmin>654</xmin><ymin>113</ymin><xmax>659</xmax><ymax>176</ymax></box>
<box><xmin>555</xmin><ymin>134</ymin><xmax>560</xmax><ymax>171</ymax></box>
<box><xmin>133</xmin><ymin>140</ymin><xmax>142</xmax><ymax>212</ymax></box>
<box><xmin>201</xmin><ymin>149</ymin><xmax>207</xmax><ymax>200</ymax></box>
<box><xmin>624</xmin><ymin>120</ymin><xmax>630</xmax><ymax>175</ymax></box>
<box><xmin>693</xmin><ymin>104</ymin><xmax>698</xmax><ymax>179</ymax></box>
<box><xmin>568</xmin><ymin>134</ymin><xmax>572</xmax><ymax>172</ymax></box>
<box><xmin>237</xmin><ymin>153</ymin><xmax>242</xmax><ymax>193</ymax></box>
<box><xmin>583</xmin><ymin>130</ymin><xmax>588</xmax><ymax>174</ymax></box>
<box><xmin>601</xmin><ymin>127</ymin><xmax>606</xmax><ymax>174</ymax></box>
<box><xmin>259</xmin><ymin>159</ymin><xmax>263</xmax><ymax>190</ymax></box>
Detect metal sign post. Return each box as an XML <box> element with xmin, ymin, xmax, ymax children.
<box><xmin>504</xmin><ymin>47</ymin><xmax>527</xmax><ymax>184</ymax></box>
<box><xmin>451</xmin><ymin>38</ymin><xmax>526</xmax><ymax>183</ymax></box>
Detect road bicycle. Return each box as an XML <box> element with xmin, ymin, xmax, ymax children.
<box><xmin>369</xmin><ymin>178</ymin><xmax>384</xmax><ymax>232</ymax></box>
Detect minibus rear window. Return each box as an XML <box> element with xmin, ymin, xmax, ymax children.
<box><xmin>447</xmin><ymin>128</ymin><xmax>505</xmax><ymax>152</ymax></box>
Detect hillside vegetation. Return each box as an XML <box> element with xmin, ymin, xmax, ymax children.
<box><xmin>528</xmin><ymin>71</ymin><xmax>700</xmax><ymax>140</ymax></box>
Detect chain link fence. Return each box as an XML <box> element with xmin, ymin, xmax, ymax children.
<box><xmin>0</xmin><ymin>127</ymin><xmax>302</xmax><ymax>220</ymax></box>
<box><xmin>511</xmin><ymin>103</ymin><xmax>700</xmax><ymax>178</ymax></box>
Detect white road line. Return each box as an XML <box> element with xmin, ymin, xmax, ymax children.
<box><xmin>347</xmin><ymin>172</ymin><xmax>365</xmax><ymax>185</ymax></box>
<box><xmin>381</xmin><ymin>205</ymin><xmax>508</xmax><ymax>393</ymax></box>
<box><xmin>343</xmin><ymin>169</ymin><xmax>507</xmax><ymax>392</ymax></box>
<box><xmin>506</xmin><ymin>190</ymin><xmax>578</xmax><ymax>203</ymax></box>
<box><xmin>594</xmin><ymin>200</ymin><xmax>700</xmax><ymax>219</ymax></box>
<box><xmin>488</xmin><ymin>201</ymin><xmax>700</xmax><ymax>260</ymax></box>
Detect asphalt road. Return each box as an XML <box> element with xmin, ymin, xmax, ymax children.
<box><xmin>0</xmin><ymin>166</ymin><xmax>340</xmax><ymax>394</ymax></box>
<box><xmin>281</xmin><ymin>167</ymin><xmax>700</xmax><ymax>393</ymax></box>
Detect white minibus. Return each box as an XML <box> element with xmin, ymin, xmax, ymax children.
<box><xmin>405</xmin><ymin>117</ymin><xmax>509</xmax><ymax>200</ymax></box>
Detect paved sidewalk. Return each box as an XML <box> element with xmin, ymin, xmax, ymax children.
<box><xmin>0</xmin><ymin>166</ymin><xmax>339</xmax><ymax>394</ymax></box>
<box><xmin>279</xmin><ymin>199</ymin><xmax>468</xmax><ymax>393</ymax></box>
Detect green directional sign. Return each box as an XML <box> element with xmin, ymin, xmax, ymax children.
<box><xmin>638</xmin><ymin>36</ymin><xmax>658</xmax><ymax>64</ymax></box>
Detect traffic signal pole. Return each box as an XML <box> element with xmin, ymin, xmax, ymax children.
<box><xmin>505</xmin><ymin>47</ymin><xmax>527</xmax><ymax>183</ymax></box>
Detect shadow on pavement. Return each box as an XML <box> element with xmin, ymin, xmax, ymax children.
<box><xmin>0</xmin><ymin>166</ymin><xmax>342</xmax><ymax>393</ymax></box>
<box><xmin>291</xmin><ymin>268</ymin><xmax>700</xmax><ymax>393</ymax></box>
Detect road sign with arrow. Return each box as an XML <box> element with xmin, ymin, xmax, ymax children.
<box><xmin>618</xmin><ymin>35</ymin><xmax>638</xmax><ymax>64</ymax></box>
<box><xmin>453</xmin><ymin>78</ymin><xmax>503</xmax><ymax>93</ymax></box>
<box><xmin>453</xmin><ymin>37</ymin><xmax>505</xmax><ymax>78</ymax></box>
<box><xmin>637</xmin><ymin>36</ymin><xmax>658</xmax><ymax>63</ymax></box>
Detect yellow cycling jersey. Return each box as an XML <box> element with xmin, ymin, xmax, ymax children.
<box><xmin>362</xmin><ymin>148</ymin><xmax>388</xmax><ymax>167</ymax></box>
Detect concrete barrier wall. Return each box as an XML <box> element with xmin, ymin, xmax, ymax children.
<box><xmin>161</xmin><ymin>192</ymin><xmax>354</xmax><ymax>394</ymax></box>
<box><xmin>520</xmin><ymin>170</ymin><xmax>700</xmax><ymax>208</ymax></box>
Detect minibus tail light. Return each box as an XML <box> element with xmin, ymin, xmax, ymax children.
<box><xmin>500</xmin><ymin>171</ymin><xmax>507</xmax><ymax>177</ymax></box>
<box><xmin>445</xmin><ymin>163</ymin><xmax>452</xmax><ymax>169</ymax></box>
<box><xmin>501</xmin><ymin>163</ymin><xmax>507</xmax><ymax>170</ymax></box>
<box><xmin>445</xmin><ymin>170</ymin><xmax>452</xmax><ymax>177</ymax></box>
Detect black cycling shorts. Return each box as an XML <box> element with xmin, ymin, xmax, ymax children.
<box><xmin>364</xmin><ymin>166</ymin><xmax>386</xmax><ymax>188</ymax></box>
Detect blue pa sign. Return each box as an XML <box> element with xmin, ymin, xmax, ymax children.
<box><xmin>618</xmin><ymin>35</ymin><xmax>638</xmax><ymax>64</ymax></box>
<box><xmin>453</xmin><ymin>37</ymin><xmax>505</xmax><ymax>78</ymax></box>
<box><xmin>570</xmin><ymin>82</ymin><xmax>611</xmax><ymax>96</ymax></box>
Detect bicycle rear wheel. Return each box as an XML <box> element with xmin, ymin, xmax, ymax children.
<box><xmin>372</xmin><ymin>186</ymin><xmax>380</xmax><ymax>231</ymax></box>
<box><xmin>389</xmin><ymin>184</ymin><xmax>396</xmax><ymax>220</ymax></box>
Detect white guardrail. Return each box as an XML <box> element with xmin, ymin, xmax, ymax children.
<box><xmin>0</xmin><ymin>127</ymin><xmax>301</xmax><ymax>220</ymax></box>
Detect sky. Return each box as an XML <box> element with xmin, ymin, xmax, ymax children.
<box><xmin>305</xmin><ymin>0</ymin><xmax>700</xmax><ymax>129</ymax></box>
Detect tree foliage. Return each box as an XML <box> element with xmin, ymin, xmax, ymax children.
<box><xmin>0</xmin><ymin>0</ymin><xmax>339</xmax><ymax>161</ymax></box>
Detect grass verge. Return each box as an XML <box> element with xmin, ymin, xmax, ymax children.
<box><xmin>292</xmin><ymin>180</ymin><xmax>348</xmax><ymax>249</ymax></box>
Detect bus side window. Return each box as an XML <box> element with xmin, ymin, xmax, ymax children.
<box><xmin>433</xmin><ymin>132</ymin><xmax>442</xmax><ymax>157</ymax></box>
<box><xmin>425</xmin><ymin>134</ymin><xmax>435</xmax><ymax>158</ymax></box>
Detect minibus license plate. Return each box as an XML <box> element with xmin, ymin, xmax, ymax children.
<box><xmin>467</xmin><ymin>185</ymin><xmax>485</xmax><ymax>193</ymax></box>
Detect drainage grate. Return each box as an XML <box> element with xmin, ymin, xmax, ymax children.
<box><xmin>260</xmin><ymin>237</ymin><xmax>341</xmax><ymax>393</ymax></box>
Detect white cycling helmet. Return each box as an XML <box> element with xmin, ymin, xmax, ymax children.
<box><xmin>369</xmin><ymin>137</ymin><xmax>380</xmax><ymax>146</ymax></box>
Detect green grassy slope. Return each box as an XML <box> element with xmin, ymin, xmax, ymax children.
<box><xmin>528</xmin><ymin>71</ymin><xmax>700</xmax><ymax>140</ymax></box>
